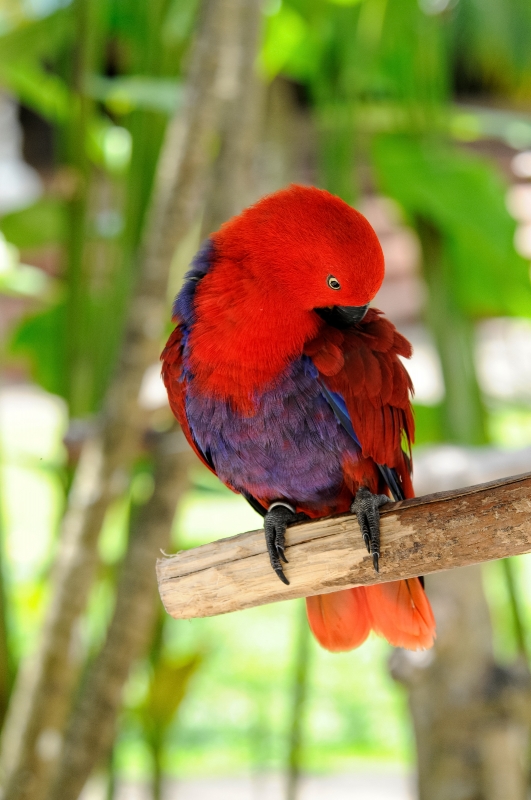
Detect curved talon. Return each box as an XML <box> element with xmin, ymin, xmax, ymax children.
<box><xmin>264</xmin><ymin>503</ymin><xmax>294</xmax><ymax>584</ymax></box>
<box><xmin>264</xmin><ymin>503</ymin><xmax>308</xmax><ymax>584</ymax></box>
<box><xmin>275</xmin><ymin>567</ymin><xmax>290</xmax><ymax>585</ymax></box>
<box><xmin>351</xmin><ymin>487</ymin><xmax>390</xmax><ymax>574</ymax></box>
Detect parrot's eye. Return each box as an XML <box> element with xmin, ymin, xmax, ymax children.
<box><xmin>327</xmin><ymin>275</ymin><xmax>341</xmax><ymax>290</ymax></box>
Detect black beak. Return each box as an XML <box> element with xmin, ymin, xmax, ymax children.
<box><xmin>315</xmin><ymin>304</ymin><xmax>369</xmax><ymax>329</ymax></box>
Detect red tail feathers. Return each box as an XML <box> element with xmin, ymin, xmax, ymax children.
<box><xmin>306</xmin><ymin>588</ymin><xmax>372</xmax><ymax>651</ymax></box>
<box><xmin>306</xmin><ymin>579</ymin><xmax>436</xmax><ymax>652</ymax></box>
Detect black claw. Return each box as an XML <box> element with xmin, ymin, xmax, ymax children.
<box><xmin>264</xmin><ymin>505</ymin><xmax>309</xmax><ymax>584</ymax></box>
<box><xmin>275</xmin><ymin>567</ymin><xmax>290</xmax><ymax>585</ymax></box>
<box><xmin>264</xmin><ymin>505</ymin><xmax>293</xmax><ymax>584</ymax></box>
<box><xmin>351</xmin><ymin>487</ymin><xmax>390</xmax><ymax>574</ymax></box>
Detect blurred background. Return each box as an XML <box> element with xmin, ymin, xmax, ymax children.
<box><xmin>1</xmin><ymin>0</ymin><xmax>531</xmax><ymax>798</ymax></box>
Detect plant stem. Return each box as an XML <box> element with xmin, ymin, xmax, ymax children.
<box><xmin>501</xmin><ymin>558</ymin><xmax>529</xmax><ymax>663</ymax></box>
<box><xmin>152</xmin><ymin>739</ymin><xmax>163</xmax><ymax>800</ymax></box>
<box><xmin>95</xmin><ymin>0</ymin><xmax>173</xmax><ymax>409</ymax></box>
<box><xmin>416</xmin><ymin>215</ymin><xmax>487</xmax><ymax>445</ymax></box>
<box><xmin>285</xmin><ymin>602</ymin><xmax>312</xmax><ymax>800</ymax></box>
<box><xmin>64</xmin><ymin>0</ymin><xmax>103</xmax><ymax>416</ymax></box>
<box><xmin>0</xmin><ymin>429</ymin><xmax>13</xmax><ymax>729</ymax></box>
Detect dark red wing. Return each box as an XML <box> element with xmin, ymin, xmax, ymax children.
<box><xmin>304</xmin><ymin>308</ymin><xmax>415</xmax><ymax>498</ymax></box>
<box><xmin>161</xmin><ymin>326</ymin><xmax>217</xmax><ymax>476</ymax></box>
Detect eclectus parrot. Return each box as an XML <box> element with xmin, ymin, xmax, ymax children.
<box><xmin>161</xmin><ymin>185</ymin><xmax>436</xmax><ymax>651</ymax></box>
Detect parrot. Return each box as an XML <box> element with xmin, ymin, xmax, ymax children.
<box><xmin>161</xmin><ymin>184</ymin><xmax>436</xmax><ymax>652</ymax></box>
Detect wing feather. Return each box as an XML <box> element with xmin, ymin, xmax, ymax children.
<box><xmin>305</xmin><ymin>308</ymin><xmax>414</xmax><ymax>500</ymax></box>
<box><xmin>161</xmin><ymin>327</ymin><xmax>217</xmax><ymax>474</ymax></box>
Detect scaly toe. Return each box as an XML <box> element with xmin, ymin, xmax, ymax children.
<box><xmin>352</xmin><ymin>486</ymin><xmax>388</xmax><ymax>572</ymax></box>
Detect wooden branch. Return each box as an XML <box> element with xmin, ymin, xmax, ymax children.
<box><xmin>157</xmin><ymin>472</ymin><xmax>531</xmax><ymax>619</ymax></box>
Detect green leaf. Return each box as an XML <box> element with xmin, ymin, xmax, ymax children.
<box><xmin>87</xmin><ymin>75</ymin><xmax>184</xmax><ymax>115</ymax></box>
<box><xmin>0</xmin><ymin>198</ymin><xmax>66</xmax><ymax>249</ymax></box>
<box><xmin>412</xmin><ymin>403</ymin><xmax>444</xmax><ymax>445</ymax></box>
<box><xmin>140</xmin><ymin>653</ymin><xmax>203</xmax><ymax>739</ymax></box>
<box><xmin>9</xmin><ymin>301</ymin><xmax>67</xmax><ymax>399</ymax></box>
<box><xmin>0</xmin><ymin>8</ymin><xmax>73</xmax><ymax>66</ymax></box>
<box><xmin>0</xmin><ymin>10</ymin><xmax>74</xmax><ymax>122</ymax></box>
<box><xmin>260</xmin><ymin>6</ymin><xmax>309</xmax><ymax>79</ymax></box>
<box><xmin>372</xmin><ymin>134</ymin><xmax>531</xmax><ymax>317</ymax></box>
<box><xmin>162</xmin><ymin>0</ymin><xmax>200</xmax><ymax>46</ymax></box>
<box><xmin>0</xmin><ymin>62</ymin><xmax>72</xmax><ymax>123</ymax></box>
<box><xmin>0</xmin><ymin>263</ymin><xmax>51</xmax><ymax>297</ymax></box>
<box><xmin>0</xmin><ymin>233</ymin><xmax>52</xmax><ymax>297</ymax></box>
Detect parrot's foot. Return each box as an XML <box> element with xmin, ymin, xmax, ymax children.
<box><xmin>264</xmin><ymin>502</ymin><xmax>308</xmax><ymax>585</ymax></box>
<box><xmin>351</xmin><ymin>487</ymin><xmax>391</xmax><ymax>573</ymax></box>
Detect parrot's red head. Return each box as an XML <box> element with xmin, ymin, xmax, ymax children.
<box><xmin>186</xmin><ymin>185</ymin><xmax>385</xmax><ymax>404</ymax></box>
<box><xmin>212</xmin><ymin>184</ymin><xmax>384</xmax><ymax>319</ymax></box>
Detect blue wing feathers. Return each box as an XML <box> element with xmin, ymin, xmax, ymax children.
<box><xmin>172</xmin><ymin>239</ymin><xmax>214</xmax><ymax>324</ymax></box>
<box><xmin>317</xmin><ymin>377</ymin><xmax>405</xmax><ymax>502</ymax></box>
<box><xmin>317</xmin><ymin>379</ymin><xmax>361</xmax><ymax>447</ymax></box>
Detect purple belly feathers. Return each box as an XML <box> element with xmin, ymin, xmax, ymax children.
<box><xmin>175</xmin><ymin>239</ymin><xmax>360</xmax><ymax>510</ymax></box>
<box><xmin>185</xmin><ymin>355</ymin><xmax>359</xmax><ymax>509</ymax></box>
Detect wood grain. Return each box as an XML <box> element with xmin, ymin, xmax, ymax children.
<box><xmin>157</xmin><ymin>472</ymin><xmax>531</xmax><ymax>619</ymax></box>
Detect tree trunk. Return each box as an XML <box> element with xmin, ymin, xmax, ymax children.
<box><xmin>0</xmin><ymin>2</ymin><xmax>239</xmax><ymax>797</ymax></box>
<box><xmin>47</xmin><ymin>431</ymin><xmax>192</xmax><ymax>800</ymax></box>
<box><xmin>390</xmin><ymin>567</ymin><xmax>531</xmax><ymax>800</ymax></box>
<box><xmin>0</xmin><ymin>437</ymin><xmax>109</xmax><ymax>799</ymax></box>
<box><xmin>47</xmin><ymin>5</ymin><xmax>264</xmax><ymax>792</ymax></box>
<box><xmin>201</xmin><ymin>0</ymin><xmax>264</xmax><ymax>237</ymax></box>
<box><xmin>394</xmin><ymin>217</ymin><xmax>531</xmax><ymax>799</ymax></box>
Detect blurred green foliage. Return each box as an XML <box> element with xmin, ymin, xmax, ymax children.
<box><xmin>0</xmin><ymin>0</ymin><xmax>199</xmax><ymax>416</ymax></box>
<box><xmin>1</xmin><ymin>200</ymin><xmax>66</xmax><ymax>249</ymax></box>
<box><xmin>372</xmin><ymin>135</ymin><xmax>530</xmax><ymax>317</ymax></box>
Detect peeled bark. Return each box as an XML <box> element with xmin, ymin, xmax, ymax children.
<box><xmin>48</xmin><ymin>431</ymin><xmax>192</xmax><ymax>800</ymax></box>
<box><xmin>0</xmin><ymin>3</ymin><xmax>239</xmax><ymax>798</ymax></box>
<box><xmin>392</xmin><ymin>447</ymin><xmax>531</xmax><ymax>800</ymax></box>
